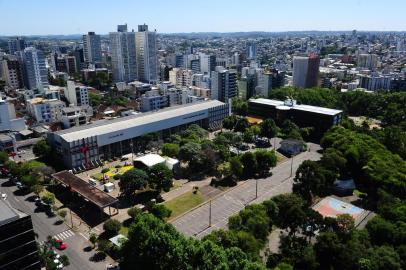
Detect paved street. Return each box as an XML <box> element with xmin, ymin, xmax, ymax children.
<box><xmin>0</xmin><ymin>178</ymin><xmax>108</xmax><ymax>270</ymax></box>
<box><xmin>171</xmin><ymin>143</ymin><xmax>322</xmax><ymax>238</ymax></box>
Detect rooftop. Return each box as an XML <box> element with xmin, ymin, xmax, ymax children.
<box><xmin>55</xmin><ymin>100</ymin><xmax>225</xmax><ymax>143</ymax></box>
<box><xmin>249</xmin><ymin>98</ymin><xmax>342</xmax><ymax>116</ymax></box>
<box><xmin>0</xmin><ymin>200</ymin><xmax>26</xmax><ymax>226</ymax></box>
<box><xmin>52</xmin><ymin>171</ymin><xmax>118</xmax><ymax>208</ymax></box>
<box><xmin>134</xmin><ymin>154</ymin><xmax>166</xmax><ymax>167</ymax></box>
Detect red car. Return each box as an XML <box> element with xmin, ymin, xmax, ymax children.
<box><xmin>55</xmin><ymin>239</ymin><xmax>68</xmax><ymax>250</ymax></box>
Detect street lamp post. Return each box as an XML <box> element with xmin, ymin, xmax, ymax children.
<box><xmin>255</xmin><ymin>179</ymin><xmax>258</xmax><ymax>199</ymax></box>
<box><xmin>208</xmin><ymin>200</ymin><xmax>212</xmax><ymax>227</ymax></box>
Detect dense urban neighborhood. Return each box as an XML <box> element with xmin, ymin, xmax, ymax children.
<box><xmin>0</xmin><ymin>2</ymin><xmax>405</xmax><ymax>270</ymax></box>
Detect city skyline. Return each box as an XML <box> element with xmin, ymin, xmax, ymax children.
<box><xmin>0</xmin><ymin>0</ymin><xmax>405</xmax><ymax>35</ymax></box>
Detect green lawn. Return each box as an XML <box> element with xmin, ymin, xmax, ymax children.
<box><xmin>276</xmin><ymin>152</ymin><xmax>287</xmax><ymax>162</ymax></box>
<box><xmin>164</xmin><ymin>191</ymin><xmax>205</xmax><ymax>220</ymax></box>
<box><xmin>119</xmin><ymin>226</ymin><xmax>129</xmax><ymax>236</ymax></box>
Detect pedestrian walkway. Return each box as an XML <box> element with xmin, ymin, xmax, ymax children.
<box><xmin>53</xmin><ymin>229</ymin><xmax>75</xmax><ymax>240</ymax></box>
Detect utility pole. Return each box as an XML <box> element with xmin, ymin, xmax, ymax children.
<box><xmin>290</xmin><ymin>155</ymin><xmax>294</xmax><ymax>177</ymax></box>
<box><xmin>208</xmin><ymin>200</ymin><xmax>212</xmax><ymax>227</ymax></box>
<box><xmin>255</xmin><ymin>179</ymin><xmax>258</xmax><ymax>199</ymax></box>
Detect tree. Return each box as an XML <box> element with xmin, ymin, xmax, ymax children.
<box><xmin>260</xmin><ymin>119</ymin><xmax>278</xmax><ymax>142</ymax></box>
<box><xmin>240</xmin><ymin>152</ymin><xmax>258</xmax><ymax>178</ymax></box>
<box><xmin>229</xmin><ymin>204</ymin><xmax>271</xmax><ymax>241</ymax></box>
<box><xmin>97</xmin><ymin>239</ymin><xmax>113</xmax><ymax>256</ymax></box>
<box><xmin>179</xmin><ymin>142</ymin><xmax>201</xmax><ymax>162</ymax></box>
<box><xmin>336</xmin><ymin>214</ymin><xmax>355</xmax><ymax>235</ymax></box>
<box><xmin>33</xmin><ymin>140</ymin><xmax>51</xmax><ymax>159</ymax></box>
<box><xmin>31</xmin><ymin>184</ymin><xmax>44</xmax><ymax>196</ymax></box>
<box><xmin>254</xmin><ymin>150</ymin><xmax>277</xmax><ymax>177</ymax></box>
<box><xmin>229</xmin><ymin>156</ymin><xmax>243</xmax><ymax>178</ymax></box>
<box><xmin>148</xmin><ymin>163</ymin><xmax>173</xmax><ymax>192</ymax></box>
<box><xmin>161</xmin><ymin>143</ymin><xmax>180</xmax><ymax>157</ymax></box>
<box><xmin>127</xmin><ymin>207</ymin><xmax>141</xmax><ymax>219</ymax></box>
<box><xmin>314</xmin><ymin>232</ymin><xmax>344</xmax><ymax>270</ymax></box>
<box><xmin>150</xmin><ymin>204</ymin><xmax>172</xmax><ymax>220</ymax></box>
<box><xmin>103</xmin><ymin>219</ymin><xmax>121</xmax><ymax>236</ymax></box>
<box><xmin>58</xmin><ymin>209</ymin><xmax>67</xmax><ymax>221</ymax></box>
<box><xmin>89</xmin><ymin>233</ymin><xmax>98</xmax><ymax>248</ymax></box>
<box><xmin>293</xmin><ymin>160</ymin><xmax>328</xmax><ymax>204</ymax></box>
<box><xmin>234</xmin><ymin>118</ymin><xmax>249</xmax><ymax>133</ymax></box>
<box><xmin>119</xmin><ymin>169</ymin><xmax>148</xmax><ymax>196</ymax></box>
<box><xmin>0</xmin><ymin>151</ymin><xmax>9</xmax><ymax>163</ymax></box>
<box><xmin>41</xmin><ymin>192</ymin><xmax>56</xmax><ymax>206</ymax></box>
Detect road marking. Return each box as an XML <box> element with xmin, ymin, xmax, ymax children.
<box><xmin>54</xmin><ymin>229</ymin><xmax>74</xmax><ymax>240</ymax></box>
<box><xmin>79</xmin><ymin>233</ymin><xmax>89</xmax><ymax>240</ymax></box>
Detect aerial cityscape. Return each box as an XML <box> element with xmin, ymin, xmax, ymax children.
<box><xmin>0</xmin><ymin>1</ymin><xmax>405</xmax><ymax>270</ymax></box>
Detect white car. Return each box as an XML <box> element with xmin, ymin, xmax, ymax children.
<box><xmin>1</xmin><ymin>193</ymin><xmax>7</xmax><ymax>200</ymax></box>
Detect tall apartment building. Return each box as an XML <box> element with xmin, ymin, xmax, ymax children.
<box><xmin>246</xmin><ymin>41</ymin><xmax>257</xmax><ymax>60</ymax></box>
<box><xmin>293</xmin><ymin>55</ymin><xmax>320</xmax><ymax>88</ymax></box>
<box><xmin>136</xmin><ymin>24</ymin><xmax>158</xmax><ymax>83</ymax></box>
<box><xmin>200</xmin><ymin>53</ymin><xmax>216</xmax><ymax>75</ymax></box>
<box><xmin>23</xmin><ymin>47</ymin><xmax>49</xmax><ymax>91</ymax></box>
<box><xmin>109</xmin><ymin>24</ymin><xmax>137</xmax><ymax>82</ymax></box>
<box><xmin>65</xmin><ymin>80</ymin><xmax>90</xmax><ymax>106</ymax></box>
<box><xmin>0</xmin><ymin>200</ymin><xmax>40</xmax><ymax>270</ymax></box>
<box><xmin>357</xmin><ymin>54</ymin><xmax>378</xmax><ymax>71</ymax></box>
<box><xmin>82</xmin><ymin>32</ymin><xmax>102</xmax><ymax>66</ymax></box>
<box><xmin>238</xmin><ymin>75</ymin><xmax>256</xmax><ymax>100</ymax></box>
<box><xmin>169</xmin><ymin>68</ymin><xmax>193</xmax><ymax>87</ymax></box>
<box><xmin>1</xmin><ymin>56</ymin><xmax>24</xmax><ymax>89</ymax></box>
<box><xmin>8</xmin><ymin>37</ymin><xmax>26</xmax><ymax>55</ymax></box>
<box><xmin>358</xmin><ymin>74</ymin><xmax>392</xmax><ymax>91</ymax></box>
<box><xmin>211</xmin><ymin>67</ymin><xmax>237</xmax><ymax>102</ymax></box>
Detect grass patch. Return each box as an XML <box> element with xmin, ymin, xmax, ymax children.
<box><xmin>164</xmin><ymin>191</ymin><xmax>204</xmax><ymax>219</ymax></box>
<box><xmin>353</xmin><ymin>189</ymin><xmax>367</xmax><ymax>197</ymax></box>
<box><xmin>276</xmin><ymin>152</ymin><xmax>287</xmax><ymax>162</ymax></box>
<box><xmin>119</xmin><ymin>226</ymin><xmax>129</xmax><ymax>236</ymax></box>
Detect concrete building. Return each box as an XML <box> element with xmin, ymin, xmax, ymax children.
<box><xmin>139</xmin><ymin>90</ymin><xmax>168</xmax><ymax>112</ymax></box>
<box><xmin>61</xmin><ymin>105</ymin><xmax>92</xmax><ymax>129</ymax></box>
<box><xmin>0</xmin><ymin>200</ymin><xmax>40</xmax><ymax>270</ymax></box>
<box><xmin>23</xmin><ymin>47</ymin><xmax>49</xmax><ymax>91</ymax></box>
<box><xmin>82</xmin><ymin>32</ymin><xmax>102</xmax><ymax>66</ymax></box>
<box><xmin>293</xmin><ymin>55</ymin><xmax>320</xmax><ymax>88</ymax></box>
<box><xmin>1</xmin><ymin>56</ymin><xmax>24</xmax><ymax>89</ymax></box>
<box><xmin>0</xmin><ymin>98</ymin><xmax>26</xmax><ymax>132</ymax></box>
<box><xmin>358</xmin><ymin>54</ymin><xmax>378</xmax><ymax>71</ymax></box>
<box><xmin>358</xmin><ymin>74</ymin><xmax>392</xmax><ymax>91</ymax></box>
<box><xmin>169</xmin><ymin>68</ymin><xmax>193</xmax><ymax>87</ymax></box>
<box><xmin>27</xmin><ymin>98</ymin><xmax>65</xmax><ymax>124</ymax></box>
<box><xmin>65</xmin><ymin>81</ymin><xmax>90</xmax><ymax>106</ymax></box>
<box><xmin>248</xmin><ymin>98</ymin><xmax>342</xmax><ymax>132</ymax></box>
<box><xmin>109</xmin><ymin>24</ymin><xmax>137</xmax><ymax>82</ymax></box>
<box><xmin>211</xmin><ymin>67</ymin><xmax>237</xmax><ymax>102</ymax></box>
<box><xmin>7</xmin><ymin>37</ymin><xmax>26</xmax><ymax>55</ymax></box>
<box><xmin>200</xmin><ymin>53</ymin><xmax>216</xmax><ymax>75</ymax></box>
<box><xmin>246</xmin><ymin>41</ymin><xmax>257</xmax><ymax>60</ymax></box>
<box><xmin>136</xmin><ymin>24</ymin><xmax>158</xmax><ymax>83</ymax></box>
<box><xmin>238</xmin><ymin>75</ymin><xmax>256</xmax><ymax>100</ymax></box>
<box><xmin>47</xmin><ymin>100</ymin><xmax>230</xmax><ymax>169</ymax></box>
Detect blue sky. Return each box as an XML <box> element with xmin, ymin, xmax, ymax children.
<box><xmin>0</xmin><ymin>0</ymin><xmax>405</xmax><ymax>35</ymax></box>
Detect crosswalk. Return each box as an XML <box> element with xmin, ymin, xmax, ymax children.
<box><xmin>54</xmin><ymin>229</ymin><xmax>75</xmax><ymax>240</ymax></box>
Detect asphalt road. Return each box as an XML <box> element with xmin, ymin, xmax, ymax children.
<box><xmin>171</xmin><ymin>143</ymin><xmax>322</xmax><ymax>238</ymax></box>
<box><xmin>0</xmin><ymin>178</ymin><xmax>107</xmax><ymax>270</ymax></box>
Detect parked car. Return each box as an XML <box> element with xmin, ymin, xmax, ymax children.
<box><xmin>16</xmin><ymin>182</ymin><xmax>28</xmax><ymax>190</ymax></box>
<box><xmin>1</xmin><ymin>193</ymin><xmax>7</xmax><ymax>200</ymax></box>
<box><xmin>54</xmin><ymin>239</ymin><xmax>68</xmax><ymax>250</ymax></box>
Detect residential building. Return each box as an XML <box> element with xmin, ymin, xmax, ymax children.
<box><xmin>358</xmin><ymin>74</ymin><xmax>392</xmax><ymax>91</ymax></box>
<box><xmin>358</xmin><ymin>54</ymin><xmax>377</xmax><ymax>71</ymax></box>
<box><xmin>246</xmin><ymin>41</ymin><xmax>257</xmax><ymax>60</ymax></box>
<box><xmin>47</xmin><ymin>100</ymin><xmax>230</xmax><ymax>169</ymax></box>
<box><xmin>200</xmin><ymin>53</ymin><xmax>216</xmax><ymax>75</ymax></box>
<box><xmin>211</xmin><ymin>67</ymin><xmax>237</xmax><ymax>102</ymax></box>
<box><xmin>65</xmin><ymin>81</ymin><xmax>90</xmax><ymax>106</ymax></box>
<box><xmin>8</xmin><ymin>37</ymin><xmax>26</xmax><ymax>55</ymax></box>
<box><xmin>1</xmin><ymin>55</ymin><xmax>24</xmax><ymax>89</ymax></box>
<box><xmin>27</xmin><ymin>98</ymin><xmax>65</xmax><ymax>123</ymax></box>
<box><xmin>140</xmin><ymin>90</ymin><xmax>168</xmax><ymax>112</ymax></box>
<box><xmin>23</xmin><ymin>47</ymin><xmax>49</xmax><ymax>91</ymax></box>
<box><xmin>109</xmin><ymin>24</ymin><xmax>137</xmax><ymax>82</ymax></box>
<box><xmin>61</xmin><ymin>105</ymin><xmax>92</xmax><ymax>129</ymax></box>
<box><xmin>0</xmin><ymin>200</ymin><xmax>40</xmax><ymax>270</ymax></box>
<box><xmin>293</xmin><ymin>55</ymin><xmax>320</xmax><ymax>88</ymax></box>
<box><xmin>0</xmin><ymin>98</ymin><xmax>26</xmax><ymax>132</ymax></box>
<box><xmin>82</xmin><ymin>32</ymin><xmax>102</xmax><ymax>66</ymax></box>
<box><xmin>190</xmin><ymin>58</ymin><xmax>200</xmax><ymax>73</ymax></box>
<box><xmin>136</xmin><ymin>24</ymin><xmax>158</xmax><ymax>83</ymax></box>
<box><xmin>169</xmin><ymin>68</ymin><xmax>193</xmax><ymax>87</ymax></box>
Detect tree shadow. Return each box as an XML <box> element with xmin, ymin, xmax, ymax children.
<box><xmin>83</xmin><ymin>246</ymin><xmax>93</xmax><ymax>252</ymax></box>
<box><xmin>54</xmin><ymin>220</ymin><xmax>63</xmax><ymax>225</ymax></box>
<box><xmin>89</xmin><ymin>252</ymin><xmax>106</xmax><ymax>262</ymax></box>
<box><xmin>1</xmin><ymin>180</ymin><xmax>13</xmax><ymax>187</ymax></box>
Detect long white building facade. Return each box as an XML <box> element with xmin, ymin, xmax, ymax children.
<box><xmin>47</xmin><ymin>100</ymin><xmax>230</xmax><ymax>169</ymax></box>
